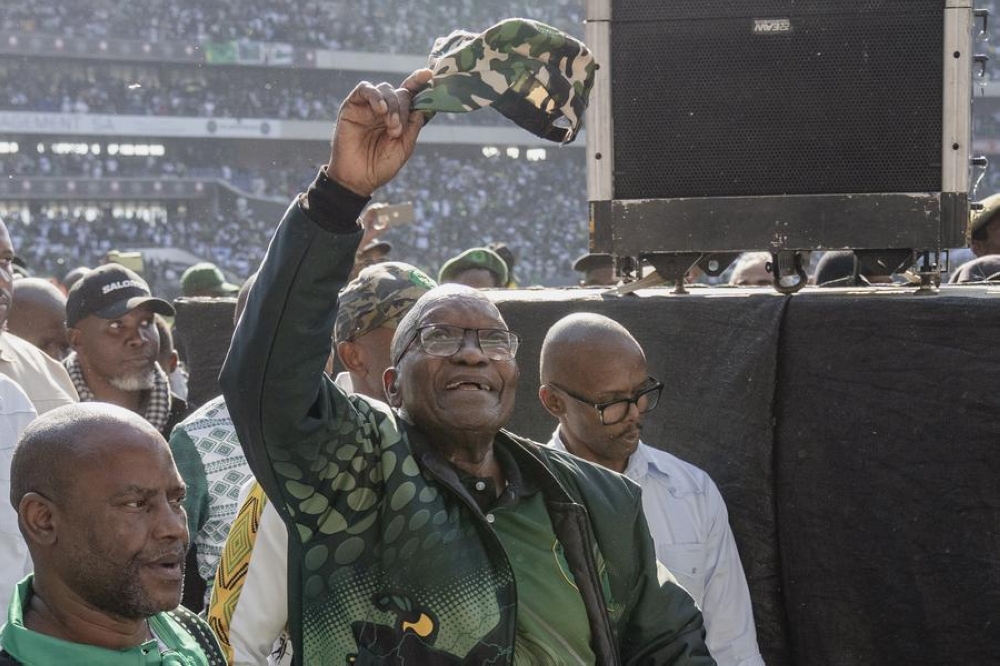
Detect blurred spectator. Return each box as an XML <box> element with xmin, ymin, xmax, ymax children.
<box><xmin>8</xmin><ymin>278</ymin><xmax>70</xmax><ymax>361</ymax></box>
<box><xmin>970</xmin><ymin>192</ymin><xmax>1000</xmax><ymax>258</ymax></box>
<box><xmin>58</xmin><ymin>266</ymin><xmax>91</xmax><ymax>296</ymax></box>
<box><xmin>348</xmin><ymin>203</ymin><xmax>394</xmax><ymax>281</ymax></box>
<box><xmin>0</xmin><ymin>217</ymin><xmax>79</xmax><ymax>415</ymax></box>
<box><xmin>155</xmin><ymin>313</ymin><xmax>188</xmax><ymax>401</ymax></box>
<box><xmin>815</xmin><ymin>251</ymin><xmax>866</xmax><ymax>287</ymax></box>
<box><xmin>352</xmin><ymin>240</ymin><xmax>392</xmax><ymax>278</ymax></box>
<box><xmin>728</xmin><ymin>252</ymin><xmax>772</xmax><ymax>287</ymax></box>
<box><xmin>949</xmin><ymin>255</ymin><xmax>1000</xmax><ymax>283</ymax></box>
<box><xmin>10</xmin><ymin>256</ymin><xmax>31</xmax><ymax>280</ymax></box>
<box><xmin>573</xmin><ymin>252</ymin><xmax>615</xmax><ymax>287</ymax></box>
<box><xmin>438</xmin><ymin>246</ymin><xmax>508</xmax><ymax>288</ymax></box>
<box><xmin>181</xmin><ymin>261</ymin><xmax>240</xmax><ymax>297</ymax></box>
<box><xmin>488</xmin><ymin>241</ymin><xmax>519</xmax><ymax>288</ymax></box>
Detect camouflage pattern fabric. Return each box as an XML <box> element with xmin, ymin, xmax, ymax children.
<box><xmin>412</xmin><ymin>18</ymin><xmax>597</xmax><ymax>144</ymax></box>
<box><xmin>334</xmin><ymin>261</ymin><xmax>436</xmax><ymax>344</ymax></box>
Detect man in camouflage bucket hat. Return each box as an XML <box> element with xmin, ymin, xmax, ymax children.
<box><xmin>333</xmin><ymin>261</ymin><xmax>437</xmax><ymax>397</ymax></box>
<box><xmin>412</xmin><ymin>18</ymin><xmax>597</xmax><ymax>144</ymax></box>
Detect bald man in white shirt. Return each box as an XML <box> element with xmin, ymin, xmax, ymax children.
<box><xmin>538</xmin><ymin>313</ymin><xmax>765</xmax><ymax>666</ymax></box>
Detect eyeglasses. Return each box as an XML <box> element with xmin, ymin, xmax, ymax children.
<box><xmin>548</xmin><ymin>377</ymin><xmax>664</xmax><ymax>425</ymax></box>
<box><xmin>395</xmin><ymin>324</ymin><xmax>521</xmax><ymax>365</ymax></box>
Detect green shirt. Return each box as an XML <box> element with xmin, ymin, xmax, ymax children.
<box><xmin>1</xmin><ymin>576</ymin><xmax>210</xmax><ymax>666</ymax></box>
<box><xmin>492</xmin><ymin>490</ymin><xmax>598</xmax><ymax>664</ymax></box>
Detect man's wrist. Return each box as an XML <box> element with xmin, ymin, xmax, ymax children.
<box><xmin>301</xmin><ymin>166</ymin><xmax>371</xmax><ymax>234</ymax></box>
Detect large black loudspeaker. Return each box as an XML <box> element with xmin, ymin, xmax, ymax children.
<box><xmin>586</xmin><ymin>0</ymin><xmax>974</xmax><ymax>268</ymax></box>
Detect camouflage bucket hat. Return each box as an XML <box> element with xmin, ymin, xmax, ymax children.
<box><xmin>412</xmin><ymin>18</ymin><xmax>598</xmax><ymax>144</ymax></box>
<box><xmin>334</xmin><ymin>262</ymin><xmax>437</xmax><ymax>344</ymax></box>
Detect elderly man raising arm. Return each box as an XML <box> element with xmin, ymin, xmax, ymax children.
<box><xmin>220</xmin><ymin>70</ymin><xmax>715</xmax><ymax>665</ymax></box>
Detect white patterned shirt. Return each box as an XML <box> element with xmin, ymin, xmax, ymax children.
<box><xmin>168</xmin><ymin>395</ymin><xmax>252</xmax><ymax>605</ymax></box>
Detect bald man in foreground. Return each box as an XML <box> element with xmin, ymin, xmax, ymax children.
<box><xmin>539</xmin><ymin>314</ymin><xmax>765</xmax><ymax>666</ymax></box>
<box><xmin>0</xmin><ymin>403</ymin><xmax>224</xmax><ymax>665</ymax></box>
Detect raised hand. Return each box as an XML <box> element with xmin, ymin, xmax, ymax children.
<box><xmin>327</xmin><ymin>69</ymin><xmax>433</xmax><ymax>198</ymax></box>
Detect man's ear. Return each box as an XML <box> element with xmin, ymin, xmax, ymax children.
<box><xmin>163</xmin><ymin>350</ymin><xmax>179</xmax><ymax>374</ymax></box>
<box><xmin>67</xmin><ymin>327</ymin><xmax>83</xmax><ymax>353</ymax></box>
<box><xmin>19</xmin><ymin>492</ymin><xmax>58</xmax><ymax>547</ymax></box>
<box><xmin>971</xmin><ymin>239</ymin><xmax>985</xmax><ymax>257</ymax></box>
<box><xmin>337</xmin><ymin>341</ymin><xmax>367</xmax><ymax>375</ymax></box>
<box><xmin>383</xmin><ymin>367</ymin><xmax>402</xmax><ymax>408</ymax></box>
<box><xmin>538</xmin><ymin>385</ymin><xmax>565</xmax><ymax>418</ymax></box>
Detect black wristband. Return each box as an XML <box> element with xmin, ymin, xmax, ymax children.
<box><xmin>301</xmin><ymin>166</ymin><xmax>371</xmax><ymax>234</ymax></box>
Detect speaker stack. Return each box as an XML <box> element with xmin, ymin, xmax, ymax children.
<box><xmin>585</xmin><ymin>0</ymin><xmax>978</xmax><ymax>287</ymax></box>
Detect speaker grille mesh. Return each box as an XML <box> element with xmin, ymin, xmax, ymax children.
<box><xmin>610</xmin><ymin>2</ymin><xmax>945</xmax><ymax>199</ymax></box>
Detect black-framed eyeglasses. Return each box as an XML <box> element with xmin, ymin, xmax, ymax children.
<box><xmin>547</xmin><ymin>377</ymin><xmax>664</xmax><ymax>425</ymax></box>
<box><xmin>394</xmin><ymin>324</ymin><xmax>521</xmax><ymax>365</ymax></box>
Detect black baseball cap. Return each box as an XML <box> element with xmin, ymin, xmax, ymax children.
<box><xmin>66</xmin><ymin>263</ymin><xmax>175</xmax><ymax>327</ymax></box>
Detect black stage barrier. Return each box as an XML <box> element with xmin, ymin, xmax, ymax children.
<box><xmin>774</xmin><ymin>289</ymin><xmax>1000</xmax><ymax>666</ymax></box>
<box><xmin>174</xmin><ymin>285</ymin><xmax>1000</xmax><ymax>666</ymax></box>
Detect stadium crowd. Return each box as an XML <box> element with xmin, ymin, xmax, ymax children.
<box><xmin>2</xmin><ymin>150</ymin><xmax>190</xmax><ymax>180</ymax></box>
<box><xmin>0</xmin><ymin>58</ymin><xmax>515</xmax><ymax>126</ymax></box>
<box><xmin>0</xmin><ymin>59</ymin><xmax>349</xmax><ymax>120</ymax></box>
<box><xmin>5</xmin><ymin>147</ymin><xmax>589</xmax><ymax>289</ymax></box>
<box><xmin>1</xmin><ymin>0</ymin><xmax>584</xmax><ymax>54</ymax></box>
<box><xmin>2</xmin><ymin>147</ymin><xmax>316</xmax><ymax>199</ymax></box>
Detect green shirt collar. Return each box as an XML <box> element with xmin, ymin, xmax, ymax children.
<box><xmin>1</xmin><ymin>576</ymin><xmax>207</xmax><ymax>666</ymax></box>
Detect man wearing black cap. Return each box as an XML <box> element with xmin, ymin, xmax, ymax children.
<box><xmin>63</xmin><ymin>263</ymin><xmax>188</xmax><ymax>439</ymax></box>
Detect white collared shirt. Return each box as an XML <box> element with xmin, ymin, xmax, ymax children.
<box><xmin>548</xmin><ymin>429</ymin><xmax>765</xmax><ymax>666</ymax></box>
<box><xmin>0</xmin><ymin>375</ymin><xmax>37</xmax><ymax>608</ymax></box>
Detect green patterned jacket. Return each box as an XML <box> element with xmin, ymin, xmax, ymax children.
<box><xmin>220</xmin><ymin>170</ymin><xmax>716</xmax><ymax>665</ymax></box>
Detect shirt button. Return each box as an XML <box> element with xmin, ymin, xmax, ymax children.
<box><xmin>486</xmin><ymin>513</ymin><xmax>495</xmax><ymax>523</ymax></box>
<box><xmin>475</xmin><ymin>481</ymin><xmax>487</xmax><ymax>491</ymax></box>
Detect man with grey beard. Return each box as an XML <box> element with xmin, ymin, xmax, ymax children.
<box><xmin>63</xmin><ymin>263</ymin><xmax>188</xmax><ymax>438</ymax></box>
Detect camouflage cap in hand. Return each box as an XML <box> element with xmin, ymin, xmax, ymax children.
<box><xmin>334</xmin><ymin>262</ymin><xmax>437</xmax><ymax>344</ymax></box>
<box><xmin>412</xmin><ymin>18</ymin><xmax>597</xmax><ymax>144</ymax></box>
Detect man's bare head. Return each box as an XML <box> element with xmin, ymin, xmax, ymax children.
<box><xmin>539</xmin><ymin>313</ymin><xmax>655</xmax><ymax>472</ymax></box>
<box><xmin>10</xmin><ymin>403</ymin><xmax>166</xmax><ymax>510</ymax></box>
<box><xmin>11</xmin><ymin>402</ymin><xmax>189</xmax><ymax>621</ymax></box>
<box><xmin>8</xmin><ymin>278</ymin><xmax>70</xmax><ymax>360</ymax></box>
<box><xmin>539</xmin><ymin>312</ymin><xmax>643</xmax><ymax>385</ymax></box>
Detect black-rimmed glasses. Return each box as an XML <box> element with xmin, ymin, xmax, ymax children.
<box><xmin>547</xmin><ymin>377</ymin><xmax>664</xmax><ymax>425</ymax></box>
<box><xmin>395</xmin><ymin>324</ymin><xmax>521</xmax><ymax>365</ymax></box>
